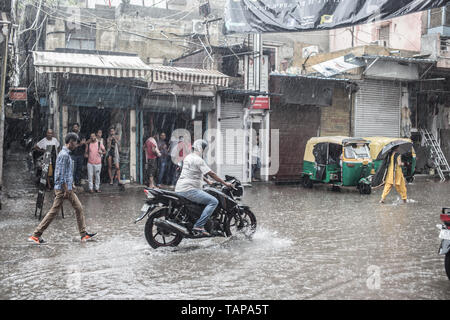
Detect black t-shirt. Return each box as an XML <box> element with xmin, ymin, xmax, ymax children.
<box><xmin>70</xmin><ymin>132</ymin><xmax>85</xmax><ymax>156</ymax></box>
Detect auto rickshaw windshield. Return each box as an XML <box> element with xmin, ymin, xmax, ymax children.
<box><xmin>344</xmin><ymin>144</ymin><xmax>370</xmax><ymax>159</ymax></box>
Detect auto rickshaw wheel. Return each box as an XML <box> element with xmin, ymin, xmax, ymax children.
<box><xmin>358</xmin><ymin>183</ymin><xmax>371</xmax><ymax>195</ymax></box>
<box><xmin>331</xmin><ymin>185</ymin><xmax>341</xmax><ymax>192</ymax></box>
<box><xmin>302</xmin><ymin>175</ymin><xmax>313</xmax><ymax>188</ymax></box>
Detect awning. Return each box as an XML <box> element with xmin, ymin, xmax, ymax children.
<box><xmin>359</xmin><ymin>55</ymin><xmax>436</xmax><ymax>64</ymax></box>
<box><xmin>150</xmin><ymin>65</ymin><xmax>229</xmax><ymax>87</ymax></box>
<box><xmin>33</xmin><ymin>51</ymin><xmax>152</xmax><ymax>78</ymax></box>
<box><xmin>33</xmin><ymin>51</ymin><xmax>230</xmax><ymax>87</ymax></box>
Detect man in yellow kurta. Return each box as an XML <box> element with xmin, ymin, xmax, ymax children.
<box><xmin>380</xmin><ymin>146</ymin><xmax>407</xmax><ymax>204</ymax></box>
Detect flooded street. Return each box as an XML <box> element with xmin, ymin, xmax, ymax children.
<box><xmin>1</xmin><ymin>150</ymin><xmax>449</xmax><ymax>300</ymax></box>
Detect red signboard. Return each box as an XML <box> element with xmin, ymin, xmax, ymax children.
<box><xmin>250</xmin><ymin>96</ymin><xmax>270</xmax><ymax>109</ymax></box>
<box><xmin>9</xmin><ymin>88</ymin><xmax>27</xmax><ymax>101</ymax></box>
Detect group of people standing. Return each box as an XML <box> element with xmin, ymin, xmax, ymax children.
<box><xmin>35</xmin><ymin>124</ymin><xmax>123</xmax><ymax>194</ymax></box>
<box><xmin>70</xmin><ymin>123</ymin><xmax>122</xmax><ymax>193</ymax></box>
<box><xmin>144</xmin><ymin>132</ymin><xmax>191</xmax><ymax>189</ymax></box>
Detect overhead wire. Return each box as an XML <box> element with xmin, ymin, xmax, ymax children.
<box><xmin>26</xmin><ymin>1</ymin><xmax>206</xmax><ymax>49</ymax></box>
<box><xmin>18</xmin><ymin>0</ymin><xmax>44</xmax><ymax>35</ymax></box>
<box><xmin>19</xmin><ymin>14</ymin><xmax>48</xmax><ymax>72</ymax></box>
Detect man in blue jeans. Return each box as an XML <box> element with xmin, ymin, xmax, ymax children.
<box><xmin>175</xmin><ymin>139</ymin><xmax>233</xmax><ymax>236</ymax></box>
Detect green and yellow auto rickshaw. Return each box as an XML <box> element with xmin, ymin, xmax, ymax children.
<box><xmin>364</xmin><ymin>137</ymin><xmax>416</xmax><ymax>183</ymax></box>
<box><xmin>302</xmin><ymin>137</ymin><xmax>373</xmax><ymax>194</ymax></box>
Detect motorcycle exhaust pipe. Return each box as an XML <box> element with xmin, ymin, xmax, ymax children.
<box><xmin>154</xmin><ymin>218</ymin><xmax>190</xmax><ymax>237</ymax></box>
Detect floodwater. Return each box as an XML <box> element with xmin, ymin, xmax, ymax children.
<box><xmin>1</xmin><ymin>152</ymin><xmax>450</xmax><ymax>299</ymax></box>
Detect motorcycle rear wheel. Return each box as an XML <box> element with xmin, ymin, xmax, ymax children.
<box><xmin>225</xmin><ymin>209</ymin><xmax>257</xmax><ymax>238</ymax></box>
<box><xmin>144</xmin><ymin>208</ymin><xmax>183</xmax><ymax>249</ymax></box>
<box><xmin>445</xmin><ymin>253</ymin><xmax>450</xmax><ymax>280</ymax></box>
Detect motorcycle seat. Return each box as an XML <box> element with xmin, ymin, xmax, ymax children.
<box><xmin>152</xmin><ymin>188</ymin><xmax>195</xmax><ymax>205</ymax></box>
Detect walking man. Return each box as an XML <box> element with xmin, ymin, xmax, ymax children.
<box><xmin>85</xmin><ymin>133</ymin><xmax>106</xmax><ymax>193</ymax></box>
<box><xmin>28</xmin><ymin>133</ymin><xmax>97</xmax><ymax>244</ymax></box>
<box><xmin>380</xmin><ymin>146</ymin><xmax>408</xmax><ymax>204</ymax></box>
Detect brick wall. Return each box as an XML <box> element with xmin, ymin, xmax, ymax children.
<box><xmin>320</xmin><ymin>86</ymin><xmax>351</xmax><ymax>136</ymax></box>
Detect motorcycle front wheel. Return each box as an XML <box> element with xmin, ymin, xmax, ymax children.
<box><xmin>144</xmin><ymin>207</ymin><xmax>183</xmax><ymax>249</ymax></box>
<box><xmin>225</xmin><ymin>209</ymin><xmax>257</xmax><ymax>238</ymax></box>
<box><xmin>445</xmin><ymin>252</ymin><xmax>450</xmax><ymax>280</ymax></box>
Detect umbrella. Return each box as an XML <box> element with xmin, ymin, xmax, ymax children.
<box><xmin>376</xmin><ymin>140</ymin><xmax>413</xmax><ymax>160</ymax></box>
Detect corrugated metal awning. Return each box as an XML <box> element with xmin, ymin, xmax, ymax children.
<box><xmin>151</xmin><ymin>65</ymin><xmax>229</xmax><ymax>87</ymax></box>
<box><xmin>270</xmin><ymin>72</ymin><xmax>355</xmax><ymax>82</ymax></box>
<box><xmin>33</xmin><ymin>51</ymin><xmax>152</xmax><ymax>78</ymax></box>
<box><xmin>359</xmin><ymin>55</ymin><xmax>436</xmax><ymax>64</ymax></box>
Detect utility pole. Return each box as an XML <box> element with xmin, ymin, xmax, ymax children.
<box><xmin>0</xmin><ymin>20</ymin><xmax>10</xmax><ymax>210</ymax></box>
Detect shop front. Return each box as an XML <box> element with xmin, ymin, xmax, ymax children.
<box><xmin>33</xmin><ymin>50</ymin><xmax>230</xmax><ymax>185</ymax></box>
<box><xmin>137</xmin><ymin>94</ymin><xmax>215</xmax><ymax>185</ymax></box>
<box><xmin>33</xmin><ymin>50</ymin><xmax>152</xmax><ymax>183</ymax></box>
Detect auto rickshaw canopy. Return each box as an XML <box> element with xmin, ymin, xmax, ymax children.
<box><xmin>364</xmin><ymin>137</ymin><xmax>416</xmax><ymax>160</ymax></box>
<box><xmin>304</xmin><ymin>136</ymin><xmax>370</xmax><ymax>163</ymax></box>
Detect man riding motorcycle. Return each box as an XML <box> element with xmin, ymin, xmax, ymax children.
<box><xmin>175</xmin><ymin>139</ymin><xmax>233</xmax><ymax>237</ymax></box>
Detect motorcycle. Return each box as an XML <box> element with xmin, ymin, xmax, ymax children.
<box><xmin>135</xmin><ymin>175</ymin><xmax>257</xmax><ymax>249</ymax></box>
<box><xmin>437</xmin><ymin>207</ymin><xmax>450</xmax><ymax>280</ymax></box>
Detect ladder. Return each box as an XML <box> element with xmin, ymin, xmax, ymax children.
<box><xmin>420</xmin><ymin>128</ymin><xmax>450</xmax><ymax>182</ymax></box>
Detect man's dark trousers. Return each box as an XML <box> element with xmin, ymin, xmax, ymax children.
<box><xmin>71</xmin><ymin>154</ymin><xmax>84</xmax><ymax>185</ymax></box>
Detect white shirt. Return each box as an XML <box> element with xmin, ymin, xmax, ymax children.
<box><xmin>37</xmin><ymin>137</ymin><xmax>60</xmax><ymax>150</ymax></box>
<box><xmin>175</xmin><ymin>153</ymin><xmax>211</xmax><ymax>193</ymax></box>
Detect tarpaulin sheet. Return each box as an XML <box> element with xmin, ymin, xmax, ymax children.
<box><xmin>224</xmin><ymin>0</ymin><xmax>448</xmax><ymax>34</ymax></box>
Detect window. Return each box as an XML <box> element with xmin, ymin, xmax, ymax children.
<box><xmin>65</xmin><ymin>22</ymin><xmax>96</xmax><ymax>50</ymax></box>
<box><xmin>378</xmin><ymin>25</ymin><xmax>390</xmax><ymax>47</ymax></box>
<box><xmin>344</xmin><ymin>144</ymin><xmax>370</xmax><ymax>159</ymax></box>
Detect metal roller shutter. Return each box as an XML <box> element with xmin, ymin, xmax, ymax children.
<box><xmin>220</xmin><ymin>100</ymin><xmax>244</xmax><ymax>181</ymax></box>
<box><xmin>355</xmin><ymin>79</ymin><xmax>401</xmax><ymax>138</ymax></box>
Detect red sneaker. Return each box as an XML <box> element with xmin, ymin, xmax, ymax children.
<box><xmin>28</xmin><ymin>236</ymin><xmax>45</xmax><ymax>244</ymax></box>
<box><xmin>81</xmin><ymin>232</ymin><xmax>97</xmax><ymax>242</ymax></box>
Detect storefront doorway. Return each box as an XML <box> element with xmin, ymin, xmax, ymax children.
<box><xmin>140</xmin><ymin>110</ymin><xmax>207</xmax><ymax>185</ymax></box>
<box><xmin>79</xmin><ymin>108</ymin><xmax>112</xmax><ymax>140</ymax></box>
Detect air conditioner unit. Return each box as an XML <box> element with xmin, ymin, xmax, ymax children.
<box><xmin>192</xmin><ymin>19</ymin><xmax>207</xmax><ymax>35</ymax></box>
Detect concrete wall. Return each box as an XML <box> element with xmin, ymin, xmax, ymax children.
<box><xmin>44</xmin><ymin>2</ymin><xmax>330</xmax><ymax>73</ymax></box>
<box><xmin>329</xmin><ymin>12</ymin><xmax>424</xmax><ymax>52</ymax></box>
<box><xmin>320</xmin><ymin>87</ymin><xmax>351</xmax><ymax>137</ymax></box>
<box><xmin>45</xmin><ymin>19</ymin><xmax>66</xmax><ymax>50</ymax></box>
<box><xmin>421</xmin><ymin>33</ymin><xmax>450</xmax><ymax>69</ymax></box>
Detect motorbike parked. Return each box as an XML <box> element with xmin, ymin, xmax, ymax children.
<box><xmin>437</xmin><ymin>207</ymin><xmax>450</xmax><ymax>280</ymax></box>
<box><xmin>27</xmin><ymin>144</ymin><xmax>56</xmax><ymax>187</ymax></box>
<box><xmin>135</xmin><ymin>175</ymin><xmax>257</xmax><ymax>249</ymax></box>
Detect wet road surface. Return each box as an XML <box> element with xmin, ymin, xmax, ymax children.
<box><xmin>1</xmin><ymin>151</ymin><xmax>450</xmax><ymax>299</ymax></box>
